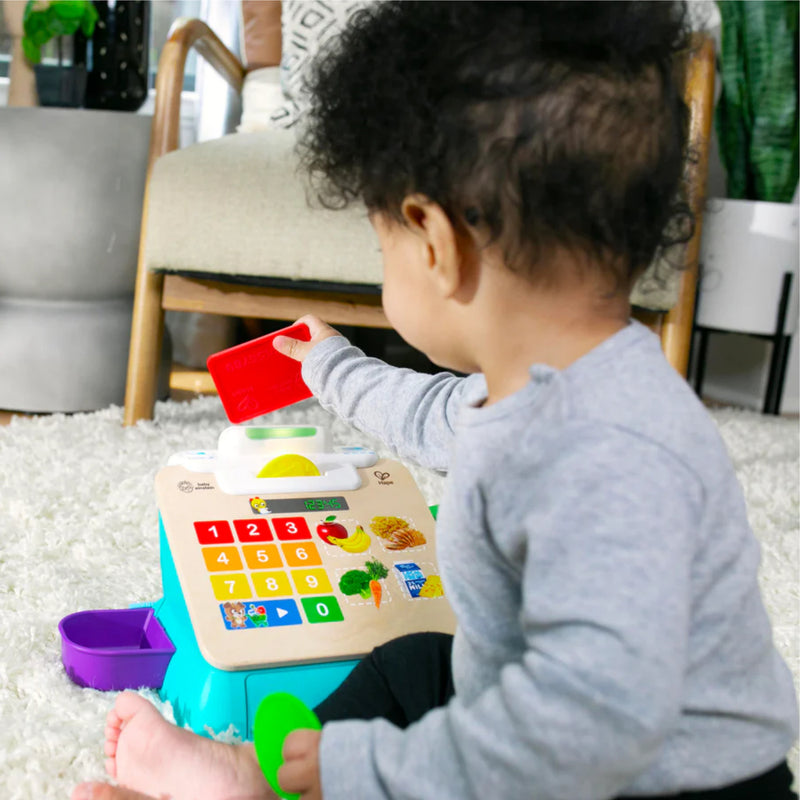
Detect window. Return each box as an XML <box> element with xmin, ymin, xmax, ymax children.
<box><xmin>0</xmin><ymin>0</ymin><xmax>202</xmax><ymax>91</ymax></box>
<box><xmin>0</xmin><ymin>7</ymin><xmax>10</xmax><ymax>79</ymax></box>
<box><xmin>148</xmin><ymin>0</ymin><xmax>202</xmax><ymax>91</ymax></box>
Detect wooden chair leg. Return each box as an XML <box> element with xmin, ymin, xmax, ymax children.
<box><xmin>124</xmin><ymin>265</ymin><xmax>166</xmax><ymax>426</ymax></box>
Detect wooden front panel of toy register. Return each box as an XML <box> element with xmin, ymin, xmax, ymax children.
<box><xmin>155</xmin><ymin>460</ymin><xmax>455</xmax><ymax>671</ymax></box>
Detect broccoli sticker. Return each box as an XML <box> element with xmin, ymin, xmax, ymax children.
<box><xmin>338</xmin><ymin>558</ymin><xmax>389</xmax><ymax>607</ymax></box>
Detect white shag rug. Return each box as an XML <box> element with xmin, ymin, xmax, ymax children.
<box><xmin>0</xmin><ymin>397</ymin><xmax>797</xmax><ymax>799</ymax></box>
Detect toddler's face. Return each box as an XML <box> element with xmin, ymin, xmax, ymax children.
<box><xmin>372</xmin><ymin>213</ymin><xmax>465</xmax><ymax>371</ymax></box>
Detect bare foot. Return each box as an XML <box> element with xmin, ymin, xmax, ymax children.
<box><xmin>94</xmin><ymin>691</ymin><xmax>273</xmax><ymax>800</ymax></box>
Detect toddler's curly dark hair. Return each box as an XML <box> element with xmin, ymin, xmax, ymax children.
<box><xmin>299</xmin><ymin>0</ymin><xmax>694</xmax><ymax>288</ymax></box>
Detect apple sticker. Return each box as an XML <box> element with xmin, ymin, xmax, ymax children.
<box><xmin>316</xmin><ymin>516</ymin><xmax>348</xmax><ymax>545</ymax></box>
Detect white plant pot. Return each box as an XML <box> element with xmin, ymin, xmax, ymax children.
<box><xmin>695</xmin><ymin>198</ymin><xmax>799</xmax><ymax>414</ymax></box>
<box><xmin>0</xmin><ymin>107</ymin><xmax>153</xmax><ymax>412</ymax></box>
<box><xmin>696</xmin><ymin>198</ymin><xmax>799</xmax><ymax>336</ymax></box>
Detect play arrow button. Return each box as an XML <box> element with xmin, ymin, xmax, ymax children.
<box><xmin>263</xmin><ymin>599</ymin><xmax>301</xmax><ymax>627</ymax></box>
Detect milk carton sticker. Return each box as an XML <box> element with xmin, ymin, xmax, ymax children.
<box><xmin>394</xmin><ymin>561</ymin><xmax>426</xmax><ymax>598</ymax></box>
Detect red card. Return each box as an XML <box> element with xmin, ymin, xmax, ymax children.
<box><xmin>207</xmin><ymin>324</ymin><xmax>313</xmax><ymax>423</ymax></box>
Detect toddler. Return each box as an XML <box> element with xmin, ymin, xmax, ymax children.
<box><xmin>74</xmin><ymin>3</ymin><xmax>798</xmax><ymax>799</ymax></box>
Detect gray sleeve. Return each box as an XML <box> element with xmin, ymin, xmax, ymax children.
<box><xmin>301</xmin><ymin>335</ymin><xmax>481</xmax><ymax>471</ymax></box>
<box><xmin>318</xmin><ymin>429</ymin><xmax>703</xmax><ymax>800</ymax></box>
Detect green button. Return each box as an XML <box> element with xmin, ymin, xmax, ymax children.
<box><xmin>245</xmin><ymin>426</ymin><xmax>318</xmax><ymax>439</ymax></box>
<box><xmin>253</xmin><ymin>693</ymin><xmax>321</xmax><ymax>800</ymax></box>
<box><xmin>301</xmin><ymin>595</ymin><xmax>344</xmax><ymax>623</ymax></box>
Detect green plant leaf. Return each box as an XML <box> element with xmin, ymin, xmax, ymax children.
<box><xmin>21</xmin><ymin>36</ymin><xmax>41</xmax><ymax>64</ymax></box>
<box><xmin>52</xmin><ymin>1</ymin><xmax>91</xmax><ymax>19</ymax></box>
<box><xmin>21</xmin><ymin>0</ymin><xmax>99</xmax><ymax>64</ymax></box>
<box><xmin>80</xmin><ymin>3</ymin><xmax>99</xmax><ymax>37</ymax></box>
<box><xmin>715</xmin><ymin>0</ymin><xmax>799</xmax><ymax>202</ymax></box>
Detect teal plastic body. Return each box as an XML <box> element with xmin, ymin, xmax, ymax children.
<box><xmin>152</xmin><ymin>514</ymin><xmax>358</xmax><ymax>740</ymax></box>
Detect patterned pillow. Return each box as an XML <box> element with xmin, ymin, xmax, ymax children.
<box><xmin>261</xmin><ymin>0</ymin><xmax>373</xmax><ymax>130</ymax></box>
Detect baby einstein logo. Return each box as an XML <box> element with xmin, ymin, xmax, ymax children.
<box><xmin>250</xmin><ymin>496</ymin><xmax>269</xmax><ymax>515</ymax></box>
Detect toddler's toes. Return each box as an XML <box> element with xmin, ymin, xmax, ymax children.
<box><xmin>106</xmin><ymin>708</ymin><xmax>123</xmax><ymax>730</ymax></box>
<box><xmin>105</xmin><ymin>755</ymin><xmax>117</xmax><ymax>779</ymax></box>
<box><xmin>106</xmin><ymin>722</ymin><xmax>121</xmax><ymax>746</ymax></box>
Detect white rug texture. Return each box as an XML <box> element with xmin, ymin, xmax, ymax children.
<box><xmin>0</xmin><ymin>397</ymin><xmax>797</xmax><ymax>798</ymax></box>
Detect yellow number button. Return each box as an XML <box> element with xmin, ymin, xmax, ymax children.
<box><xmin>202</xmin><ymin>546</ymin><xmax>243</xmax><ymax>573</ymax></box>
<box><xmin>209</xmin><ymin>573</ymin><xmax>252</xmax><ymax>600</ymax></box>
<box><xmin>251</xmin><ymin>570</ymin><xmax>293</xmax><ymax>598</ymax></box>
<box><xmin>291</xmin><ymin>568</ymin><xmax>332</xmax><ymax>595</ymax></box>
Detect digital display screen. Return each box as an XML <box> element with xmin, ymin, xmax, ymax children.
<box><xmin>262</xmin><ymin>496</ymin><xmax>349</xmax><ymax>514</ymax></box>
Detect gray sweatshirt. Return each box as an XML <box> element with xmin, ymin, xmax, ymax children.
<box><xmin>302</xmin><ymin>320</ymin><xmax>797</xmax><ymax>800</ymax></box>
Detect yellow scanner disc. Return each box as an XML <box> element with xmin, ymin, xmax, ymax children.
<box><xmin>257</xmin><ymin>454</ymin><xmax>321</xmax><ymax>479</ymax></box>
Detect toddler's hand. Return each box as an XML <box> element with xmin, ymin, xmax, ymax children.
<box><xmin>277</xmin><ymin>728</ymin><xmax>323</xmax><ymax>800</ymax></box>
<box><xmin>273</xmin><ymin>315</ymin><xmax>341</xmax><ymax>363</ymax></box>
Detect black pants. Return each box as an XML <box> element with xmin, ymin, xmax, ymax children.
<box><xmin>314</xmin><ymin>633</ymin><xmax>797</xmax><ymax>800</ymax></box>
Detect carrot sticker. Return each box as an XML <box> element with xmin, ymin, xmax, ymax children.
<box><xmin>369</xmin><ymin>579</ymin><xmax>382</xmax><ymax>608</ymax></box>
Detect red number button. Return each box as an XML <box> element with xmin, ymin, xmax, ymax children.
<box><xmin>272</xmin><ymin>517</ymin><xmax>311</xmax><ymax>541</ymax></box>
<box><xmin>234</xmin><ymin>519</ymin><xmax>273</xmax><ymax>542</ymax></box>
<box><xmin>194</xmin><ymin>520</ymin><xmax>233</xmax><ymax>545</ymax></box>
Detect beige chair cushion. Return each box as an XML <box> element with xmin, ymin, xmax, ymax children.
<box><xmin>145</xmin><ymin>128</ymin><xmax>680</xmax><ymax>310</ymax></box>
<box><xmin>144</xmin><ymin>129</ymin><xmax>383</xmax><ymax>286</ymax></box>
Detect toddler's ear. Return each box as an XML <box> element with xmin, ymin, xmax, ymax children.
<box><xmin>401</xmin><ymin>195</ymin><xmax>472</xmax><ymax>299</ymax></box>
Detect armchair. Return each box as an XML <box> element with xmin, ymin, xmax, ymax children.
<box><xmin>123</xmin><ymin>2</ymin><xmax>715</xmax><ymax>425</ymax></box>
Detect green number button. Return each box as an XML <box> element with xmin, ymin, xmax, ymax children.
<box><xmin>301</xmin><ymin>595</ymin><xmax>344</xmax><ymax>623</ymax></box>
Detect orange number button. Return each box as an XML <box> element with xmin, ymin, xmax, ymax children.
<box><xmin>202</xmin><ymin>546</ymin><xmax>243</xmax><ymax>573</ymax></box>
<box><xmin>242</xmin><ymin>544</ymin><xmax>283</xmax><ymax>570</ymax></box>
<box><xmin>282</xmin><ymin>542</ymin><xmax>322</xmax><ymax>567</ymax></box>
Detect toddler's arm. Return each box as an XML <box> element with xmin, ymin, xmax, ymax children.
<box><xmin>317</xmin><ymin>428</ymin><xmax>705</xmax><ymax>799</ymax></box>
<box><xmin>274</xmin><ymin>316</ymin><xmax>481</xmax><ymax>471</ymax></box>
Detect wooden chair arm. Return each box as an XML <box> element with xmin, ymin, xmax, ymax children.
<box><xmin>660</xmin><ymin>32</ymin><xmax>716</xmax><ymax>376</ymax></box>
<box><xmin>148</xmin><ymin>17</ymin><xmax>246</xmax><ymax>168</ymax></box>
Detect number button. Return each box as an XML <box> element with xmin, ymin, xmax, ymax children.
<box><xmin>194</xmin><ymin>520</ymin><xmax>234</xmax><ymax>545</ymax></box>
<box><xmin>282</xmin><ymin>542</ymin><xmax>322</xmax><ymax>567</ymax></box>
<box><xmin>202</xmin><ymin>546</ymin><xmax>243</xmax><ymax>573</ymax></box>
<box><xmin>291</xmin><ymin>568</ymin><xmax>332</xmax><ymax>595</ymax></box>
<box><xmin>251</xmin><ymin>570</ymin><xmax>293</xmax><ymax>598</ymax></box>
<box><xmin>242</xmin><ymin>544</ymin><xmax>283</xmax><ymax>570</ymax></box>
<box><xmin>209</xmin><ymin>574</ymin><xmax>252</xmax><ymax>600</ymax></box>
<box><xmin>272</xmin><ymin>517</ymin><xmax>311</xmax><ymax>541</ymax></box>
<box><xmin>301</xmin><ymin>596</ymin><xmax>344</xmax><ymax>623</ymax></box>
<box><xmin>233</xmin><ymin>519</ymin><xmax>273</xmax><ymax>542</ymax></box>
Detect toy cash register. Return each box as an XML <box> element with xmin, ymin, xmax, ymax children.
<box><xmin>59</xmin><ymin>424</ymin><xmax>456</xmax><ymax>739</ymax></box>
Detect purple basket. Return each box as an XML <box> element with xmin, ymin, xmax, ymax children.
<box><xmin>59</xmin><ymin>607</ymin><xmax>175</xmax><ymax>691</ymax></box>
